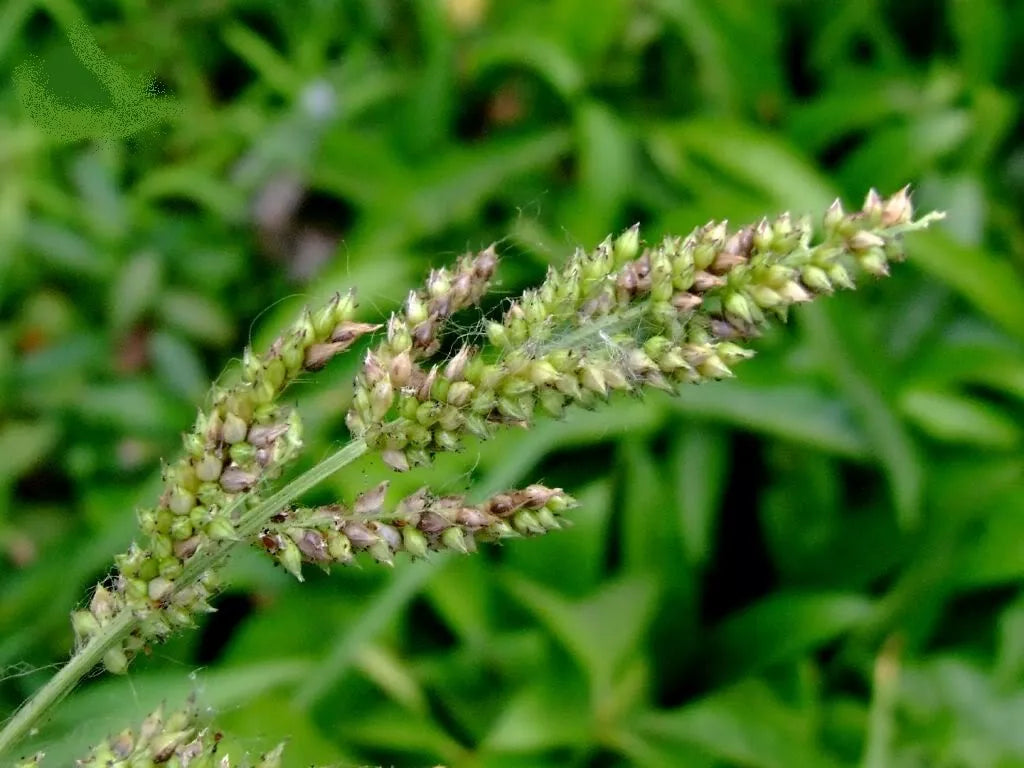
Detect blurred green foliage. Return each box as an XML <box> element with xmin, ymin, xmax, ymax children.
<box><xmin>1</xmin><ymin>0</ymin><xmax>1023</xmax><ymax>766</ymax></box>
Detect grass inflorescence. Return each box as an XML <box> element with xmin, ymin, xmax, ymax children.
<box><xmin>1</xmin><ymin>189</ymin><xmax>942</xmax><ymax>765</ymax></box>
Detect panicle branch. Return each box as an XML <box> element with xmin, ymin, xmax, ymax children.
<box><xmin>258</xmin><ymin>483</ymin><xmax>575</xmax><ymax>578</ymax></box>
<box><xmin>345</xmin><ymin>247</ymin><xmax>499</xmax><ymax>470</ymax></box>
<box><xmin>346</xmin><ymin>187</ymin><xmax>944</xmax><ymax>472</ymax></box>
<box><xmin>72</xmin><ymin>294</ymin><xmax>377</xmax><ymax>673</ymax></box>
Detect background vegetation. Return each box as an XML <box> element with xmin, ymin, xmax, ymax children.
<box><xmin>1</xmin><ymin>0</ymin><xmax>1023</xmax><ymax>765</ymax></box>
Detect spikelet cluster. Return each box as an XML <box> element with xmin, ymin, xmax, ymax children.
<box><xmin>259</xmin><ymin>483</ymin><xmax>574</xmax><ymax>578</ymax></box>
<box><xmin>73</xmin><ymin>294</ymin><xmax>377</xmax><ymax>672</ymax></box>
<box><xmin>345</xmin><ymin>247</ymin><xmax>499</xmax><ymax>470</ymax></box>
<box><xmin>17</xmin><ymin>698</ymin><xmax>283</xmax><ymax>768</ymax></box>
<box><xmin>346</xmin><ymin>188</ymin><xmax>942</xmax><ymax>472</ymax></box>
<box><xmin>70</xmin><ymin>189</ymin><xmax>944</xmax><ymax>674</ymax></box>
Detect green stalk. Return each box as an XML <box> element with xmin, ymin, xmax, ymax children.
<box><xmin>178</xmin><ymin>437</ymin><xmax>370</xmax><ymax>585</ymax></box>
<box><xmin>861</xmin><ymin>636</ymin><xmax>902</xmax><ymax>768</ymax></box>
<box><xmin>0</xmin><ymin>611</ymin><xmax>134</xmax><ymax>759</ymax></box>
<box><xmin>0</xmin><ymin>438</ymin><xmax>369</xmax><ymax>760</ymax></box>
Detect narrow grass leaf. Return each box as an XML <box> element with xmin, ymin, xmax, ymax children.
<box><xmin>149</xmin><ymin>330</ymin><xmax>207</xmax><ymax>402</ymax></box>
<box><xmin>467</xmin><ymin>34</ymin><xmax>584</xmax><ymax>99</ymax></box>
<box><xmin>953</xmin><ymin>490</ymin><xmax>1024</xmax><ymax>589</ymax></box>
<box><xmin>707</xmin><ymin>592</ymin><xmax>875</xmax><ymax>681</ymax></box>
<box><xmin>109</xmin><ymin>250</ymin><xmax>162</xmax><ymax>332</ymax></box>
<box><xmin>631</xmin><ymin>679</ymin><xmax>844</xmax><ymax>768</ymax></box>
<box><xmin>481</xmin><ymin>676</ymin><xmax>591</xmax><ymax>753</ymax></box>
<box><xmin>0</xmin><ymin>421</ymin><xmax>58</xmax><ymax>486</ymax></box>
<box><xmin>652</xmin><ymin>119</ymin><xmax>835</xmax><ymax>212</ymax></box>
<box><xmin>900</xmin><ymin>386</ymin><xmax>1023</xmax><ymax>449</ymax></box>
<box><xmin>949</xmin><ymin>0</ymin><xmax>1008</xmax><ymax>84</ymax></box>
<box><xmin>292</xmin><ymin>558</ymin><xmax>444</xmax><ymax>708</ymax></box>
<box><xmin>619</xmin><ymin>439</ymin><xmax>673</xmax><ymax>574</ymax></box>
<box><xmin>158</xmin><ymin>289</ymin><xmax>235</xmax><ymax>346</ymax></box>
<box><xmin>502</xmin><ymin>572</ymin><xmax>658</xmax><ymax>694</ymax></box>
<box><xmin>221</xmin><ymin>23</ymin><xmax>303</xmax><ymax>97</ymax></box>
<box><xmin>425</xmin><ymin>555</ymin><xmax>493</xmax><ymax>645</ymax></box>
<box><xmin>838</xmin><ymin>113</ymin><xmax>972</xmax><ymax>193</ymax></box>
<box><xmin>342</xmin><ymin>708</ymin><xmax>467</xmax><ymax>763</ymax></box>
<box><xmin>561</xmin><ymin>100</ymin><xmax>633</xmax><ymax>242</ymax></box>
<box><xmin>672</xmin><ymin>424</ymin><xmax>728</xmax><ymax>568</ymax></box>
<box><xmin>668</xmin><ymin>382</ymin><xmax>870</xmax><ymax>459</ymax></box>
<box><xmin>910</xmin><ymin>228</ymin><xmax>1024</xmax><ymax>342</ymax></box>
<box><xmin>804</xmin><ymin>302</ymin><xmax>923</xmax><ymax>529</ymax></box>
<box><xmin>404</xmin><ymin>129</ymin><xmax>572</xmax><ymax>236</ymax></box>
